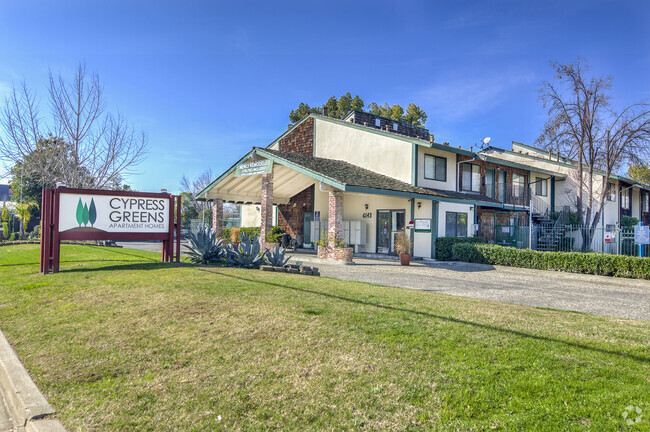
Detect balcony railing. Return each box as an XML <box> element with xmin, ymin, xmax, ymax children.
<box><xmin>496</xmin><ymin>183</ymin><xmax>528</xmax><ymax>207</ymax></box>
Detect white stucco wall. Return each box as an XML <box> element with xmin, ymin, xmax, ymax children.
<box><xmin>313</xmin><ymin>188</ymin><xmax>439</xmax><ymax>257</ymax></box>
<box><xmin>417</xmin><ymin>146</ymin><xmax>458</xmax><ymax>191</ymax></box>
<box><xmin>240</xmin><ymin>204</ymin><xmax>277</xmax><ymax>227</ymax></box>
<box><xmin>437</xmin><ymin>202</ymin><xmax>475</xmax><ymax>239</ymax></box>
<box><xmin>313</xmin><ymin>119</ymin><xmax>413</xmax><ymax>183</ymax></box>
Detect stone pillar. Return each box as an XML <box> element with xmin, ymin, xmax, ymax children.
<box><xmin>328</xmin><ymin>190</ymin><xmax>343</xmax><ymax>253</ymax></box>
<box><xmin>212</xmin><ymin>199</ymin><xmax>223</xmax><ymax>238</ymax></box>
<box><xmin>260</xmin><ymin>172</ymin><xmax>273</xmax><ymax>248</ymax></box>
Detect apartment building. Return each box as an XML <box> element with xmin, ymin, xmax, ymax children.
<box><xmin>197</xmin><ymin>111</ymin><xmax>649</xmax><ymax>259</ymax></box>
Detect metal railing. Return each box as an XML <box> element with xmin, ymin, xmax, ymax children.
<box><xmin>492</xmin><ymin>224</ymin><xmax>648</xmax><ymax>257</ymax></box>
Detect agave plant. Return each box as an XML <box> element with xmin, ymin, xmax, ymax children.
<box><xmin>186</xmin><ymin>226</ymin><xmax>225</xmax><ymax>264</ymax></box>
<box><xmin>265</xmin><ymin>245</ymin><xmax>293</xmax><ymax>267</ymax></box>
<box><xmin>226</xmin><ymin>232</ymin><xmax>265</xmax><ymax>268</ymax></box>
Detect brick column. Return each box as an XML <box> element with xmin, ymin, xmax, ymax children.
<box><xmin>212</xmin><ymin>199</ymin><xmax>223</xmax><ymax>237</ymax></box>
<box><xmin>328</xmin><ymin>190</ymin><xmax>343</xmax><ymax>254</ymax></box>
<box><xmin>260</xmin><ymin>172</ymin><xmax>273</xmax><ymax>248</ymax></box>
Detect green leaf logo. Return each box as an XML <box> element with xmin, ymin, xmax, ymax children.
<box><xmin>89</xmin><ymin>199</ymin><xmax>97</xmax><ymax>227</ymax></box>
<box><xmin>76</xmin><ymin>199</ymin><xmax>84</xmax><ymax>226</ymax></box>
<box><xmin>82</xmin><ymin>203</ymin><xmax>89</xmax><ymax>226</ymax></box>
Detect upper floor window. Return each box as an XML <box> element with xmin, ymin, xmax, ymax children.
<box><xmin>375</xmin><ymin>118</ymin><xmax>381</xmax><ymax>127</ymax></box>
<box><xmin>392</xmin><ymin>123</ymin><xmax>399</xmax><ymax>131</ymax></box>
<box><xmin>535</xmin><ymin>177</ymin><xmax>547</xmax><ymax>196</ymax></box>
<box><xmin>512</xmin><ymin>173</ymin><xmax>526</xmax><ymax>198</ymax></box>
<box><xmin>461</xmin><ymin>163</ymin><xmax>481</xmax><ymax>192</ymax></box>
<box><xmin>424</xmin><ymin>154</ymin><xmax>447</xmax><ymax>182</ymax></box>
<box><xmin>607</xmin><ymin>184</ymin><xmax>616</xmax><ymax>202</ymax></box>
<box><xmin>644</xmin><ymin>192</ymin><xmax>649</xmax><ymax>212</ymax></box>
<box><xmin>621</xmin><ymin>187</ymin><xmax>630</xmax><ymax>209</ymax></box>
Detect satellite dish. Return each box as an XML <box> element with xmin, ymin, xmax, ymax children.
<box><xmin>482</xmin><ymin>137</ymin><xmax>491</xmax><ymax>146</ymax></box>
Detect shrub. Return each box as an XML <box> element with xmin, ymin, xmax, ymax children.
<box><xmin>221</xmin><ymin>227</ymin><xmax>231</xmax><ymax>241</ymax></box>
<box><xmin>1</xmin><ymin>222</ymin><xmax>7</xmax><ymax>240</ymax></box>
<box><xmin>9</xmin><ymin>232</ymin><xmax>16</xmax><ymax>241</ymax></box>
<box><xmin>451</xmin><ymin>243</ymin><xmax>650</xmax><ymax>279</ymax></box>
<box><xmin>265</xmin><ymin>225</ymin><xmax>284</xmax><ymax>243</ymax></box>
<box><xmin>240</xmin><ymin>226</ymin><xmax>260</xmax><ymax>240</ymax></box>
<box><xmin>435</xmin><ymin>236</ymin><xmax>485</xmax><ymax>261</ymax></box>
<box><xmin>621</xmin><ymin>216</ymin><xmax>639</xmax><ymax>228</ymax></box>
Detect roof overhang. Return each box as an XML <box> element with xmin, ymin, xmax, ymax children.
<box><xmin>196</xmin><ymin>148</ymin><xmax>346</xmax><ymax>204</ymax></box>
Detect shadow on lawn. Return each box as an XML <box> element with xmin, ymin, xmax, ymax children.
<box><xmin>201</xmin><ymin>268</ymin><xmax>650</xmax><ymax>365</ymax></box>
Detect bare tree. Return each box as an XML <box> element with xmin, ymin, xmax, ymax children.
<box><xmin>180</xmin><ymin>169</ymin><xmax>214</xmax><ymax>224</ymax></box>
<box><xmin>537</xmin><ymin>59</ymin><xmax>650</xmax><ymax>248</ymax></box>
<box><xmin>0</xmin><ymin>63</ymin><xmax>148</xmax><ymax>189</ymax></box>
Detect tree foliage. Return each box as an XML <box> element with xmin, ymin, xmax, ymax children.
<box><xmin>0</xmin><ymin>62</ymin><xmax>148</xmax><ymax>189</ymax></box>
<box><xmin>536</xmin><ymin>59</ymin><xmax>650</xmax><ymax>247</ymax></box>
<box><xmin>627</xmin><ymin>163</ymin><xmax>650</xmax><ymax>185</ymax></box>
<box><xmin>288</xmin><ymin>93</ymin><xmax>427</xmax><ymax>128</ymax></box>
<box><xmin>180</xmin><ymin>169</ymin><xmax>214</xmax><ymax>228</ymax></box>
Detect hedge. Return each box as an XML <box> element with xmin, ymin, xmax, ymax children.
<box><xmin>452</xmin><ymin>243</ymin><xmax>650</xmax><ymax>279</ymax></box>
<box><xmin>435</xmin><ymin>236</ymin><xmax>485</xmax><ymax>261</ymax></box>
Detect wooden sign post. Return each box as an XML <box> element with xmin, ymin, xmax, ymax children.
<box><xmin>40</xmin><ymin>187</ymin><xmax>182</xmax><ymax>274</ymax></box>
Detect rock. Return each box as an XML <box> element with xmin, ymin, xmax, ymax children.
<box><xmin>260</xmin><ymin>265</ymin><xmax>273</xmax><ymax>272</ymax></box>
<box><xmin>312</xmin><ymin>271</ymin><xmax>320</xmax><ymax>277</ymax></box>
<box><xmin>287</xmin><ymin>268</ymin><xmax>300</xmax><ymax>274</ymax></box>
<box><xmin>300</xmin><ymin>269</ymin><xmax>313</xmax><ymax>276</ymax></box>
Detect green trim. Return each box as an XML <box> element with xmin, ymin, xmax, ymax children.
<box><xmin>196</xmin><ymin>148</ymin><xmax>257</xmax><ymax>199</ymax></box>
<box><xmin>431</xmin><ymin>201</ymin><xmax>438</xmax><ymax>259</ymax></box>
<box><xmin>411</xmin><ymin>143</ymin><xmax>417</xmax><ymax>186</ymax></box>
<box><xmin>478</xmin><ymin>153</ymin><xmax>566</xmax><ymax>178</ymax></box>
<box><xmin>550</xmin><ymin>177</ymin><xmax>556</xmax><ymax>213</ymax></box>
<box><xmin>410</xmin><ymin>199</ymin><xmax>415</xmax><ymax>255</ymax></box>
<box><xmin>312</xmin><ymin>117</ymin><xmax>317</xmax><ymax>156</ymax></box>
<box><xmin>314</xmin><ymin>115</ymin><xmax>476</xmax><ymax>157</ymax></box>
<box><xmin>254</xmin><ymin>149</ymin><xmax>346</xmax><ymax>190</ymax></box>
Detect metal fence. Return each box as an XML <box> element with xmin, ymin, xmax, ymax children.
<box><xmin>496</xmin><ymin>224</ymin><xmax>648</xmax><ymax>257</ymax></box>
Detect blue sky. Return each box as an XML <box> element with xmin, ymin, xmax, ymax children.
<box><xmin>0</xmin><ymin>0</ymin><xmax>648</xmax><ymax>192</ymax></box>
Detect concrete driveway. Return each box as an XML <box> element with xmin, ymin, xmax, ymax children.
<box><xmin>290</xmin><ymin>254</ymin><xmax>650</xmax><ymax>321</ymax></box>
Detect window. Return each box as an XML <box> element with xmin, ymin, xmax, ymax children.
<box><xmin>621</xmin><ymin>188</ymin><xmax>630</xmax><ymax>209</ymax></box>
<box><xmin>424</xmin><ymin>154</ymin><xmax>447</xmax><ymax>181</ymax></box>
<box><xmin>607</xmin><ymin>184</ymin><xmax>616</xmax><ymax>202</ymax></box>
<box><xmin>485</xmin><ymin>168</ymin><xmax>495</xmax><ymax>199</ymax></box>
<box><xmin>446</xmin><ymin>212</ymin><xmax>468</xmax><ymax>237</ymax></box>
<box><xmin>535</xmin><ymin>177</ymin><xmax>548</xmax><ymax>196</ymax></box>
<box><xmin>513</xmin><ymin>173</ymin><xmax>526</xmax><ymax>198</ymax></box>
<box><xmin>498</xmin><ymin>170</ymin><xmax>507</xmax><ymax>202</ymax></box>
<box><xmin>392</xmin><ymin>123</ymin><xmax>398</xmax><ymax>131</ymax></box>
<box><xmin>644</xmin><ymin>192</ymin><xmax>649</xmax><ymax>212</ymax></box>
<box><xmin>461</xmin><ymin>164</ymin><xmax>481</xmax><ymax>192</ymax></box>
<box><xmin>375</xmin><ymin>118</ymin><xmax>381</xmax><ymax>127</ymax></box>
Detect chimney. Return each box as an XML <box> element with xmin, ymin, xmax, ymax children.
<box><xmin>548</xmin><ymin>150</ymin><xmax>552</xmax><ymax>160</ymax></box>
<box><xmin>429</xmin><ymin>134</ymin><xmax>434</xmax><ymax>143</ymax></box>
<box><xmin>470</xmin><ymin>146</ymin><xmax>473</xmax><ymax>152</ymax></box>
<box><xmin>323</xmin><ymin>106</ymin><xmax>329</xmax><ymax>117</ymax></box>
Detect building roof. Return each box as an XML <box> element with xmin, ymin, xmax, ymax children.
<box><xmin>198</xmin><ymin>147</ymin><xmax>522</xmax><ymax>209</ymax></box>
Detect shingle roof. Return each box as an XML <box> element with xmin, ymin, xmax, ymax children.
<box><xmin>258</xmin><ymin>148</ymin><xmax>499</xmax><ymax>203</ymax></box>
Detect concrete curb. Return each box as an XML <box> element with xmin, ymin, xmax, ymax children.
<box><xmin>0</xmin><ymin>330</ymin><xmax>65</xmax><ymax>431</ymax></box>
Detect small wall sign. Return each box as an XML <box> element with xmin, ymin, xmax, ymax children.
<box><xmin>635</xmin><ymin>224</ymin><xmax>649</xmax><ymax>245</ymax></box>
<box><xmin>235</xmin><ymin>158</ymin><xmax>272</xmax><ymax>177</ymax></box>
<box><xmin>414</xmin><ymin>218</ymin><xmax>431</xmax><ymax>233</ymax></box>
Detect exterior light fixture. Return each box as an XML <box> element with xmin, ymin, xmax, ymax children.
<box><xmin>364</xmin><ymin>204</ymin><xmax>369</xmax><ymax>210</ymax></box>
<box><xmin>417</xmin><ymin>201</ymin><xmax>421</xmax><ymax>209</ymax></box>
<box><xmin>55</xmin><ymin>181</ymin><xmax>66</xmax><ymax>188</ymax></box>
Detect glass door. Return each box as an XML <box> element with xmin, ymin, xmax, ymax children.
<box><xmin>302</xmin><ymin>212</ymin><xmax>313</xmax><ymax>245</ymax></box>
<box><xmin>486</xmin><ymin>168</ymin><xmax>495</xmax><ymax>199</ymax></box>
<box><xmin>377</xmin><ymin>210</ymin><xmax>405</xmax><ymax>254</ymax></box>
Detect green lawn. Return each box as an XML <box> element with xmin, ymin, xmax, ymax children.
<box><xmin>0</xmin><ymin>244</ymin><xmax>648</xmax><ymax>431</ymax></box>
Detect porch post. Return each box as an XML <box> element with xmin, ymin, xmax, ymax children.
<box><xmin>212</xmin><ymin>199</ymin><xmax>223</xmax><ymax>237</ymax></box>
<box><xmin>260</xmin><ymin>172</ymin><xmax>273</xmax><ymax>248</ymax></box>
<box><xmin>327</xmin><ymin>190</ymin><xmax>343</xmax><ymax>254</ymax></box>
